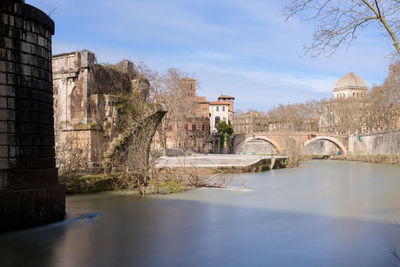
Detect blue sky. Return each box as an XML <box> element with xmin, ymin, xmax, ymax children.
<box><xmin>30</xmin><ymin>0</ymin><xmax>394</xmax><ymax>111</ymax></box>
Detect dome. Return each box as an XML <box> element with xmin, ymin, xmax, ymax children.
<box><xmin>333</xmin><ymin>72</ymin><xmax>367</xmax><ymax>91</ymax></box>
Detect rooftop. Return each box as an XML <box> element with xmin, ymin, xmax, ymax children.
<box><xmin>334</xmin><ymin>72</ymin><xmax>368</xmax><ymax>91</ymax></box>
<box><xmin>218</xmin><ymin>94</ymin><xmax>235</xmax><ymax>100</ymax></box>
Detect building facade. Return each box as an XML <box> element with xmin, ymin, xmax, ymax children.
<box><xmin>209</xmin><ymin>94</ymin><xmax>235</xmax><ymax>133</ymax></box>
<box><xmin>319</xmin><ymin>72</ymin><xmax>369</xmax><ymax>134</ymax></box>
<box><xmin>234</xmin><ymin>111</ymin><xmax>269</xmax><ymax>134</ymax></box>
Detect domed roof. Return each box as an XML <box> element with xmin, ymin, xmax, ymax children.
<box><xmin>334</xmin><ymin>72</ymin><xmax>367</xmax><ymax>90</ymax></box>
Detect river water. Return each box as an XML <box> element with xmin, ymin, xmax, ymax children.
<box><xmin>1</xmin><ymin>160</ymin><xmax>400</xmax><ymax>266</ymax></box>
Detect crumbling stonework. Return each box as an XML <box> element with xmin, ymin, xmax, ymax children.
<box><xmin>53</xmin><ymin>51</ymin><xmax>163</xmax><ymax>173</ymax></box>
<box><xmin>0</xmin><ymin>0</ymin><xmax>65</xmax><ymax>231</ymax></box>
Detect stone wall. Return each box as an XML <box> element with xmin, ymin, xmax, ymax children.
<box><xmin>349</xmin><ymin>129</ymin><xmax>400</xmax><ymax>155</ymax></box>
<box><xmin>0</xmin><ymin>0</ymin><xmax>65</xmax><ymax>231</ymax></box>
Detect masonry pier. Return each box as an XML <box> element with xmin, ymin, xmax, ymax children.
<box><xmin>0</xmin><ymin>0</ymin><xmax>65</xmax><ymax>231</ymax></box>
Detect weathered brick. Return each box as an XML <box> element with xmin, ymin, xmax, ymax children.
<box><xmin>7</xmin><ymin>122</ymin><xmax>14</xmax><ymax>133</ymax></box>
<box><xmin>0</xmin><ymin>109</ymin><xmax>8</xmax><ymax>120</ymax></box>
<box><xmin>0</xmin><ymin>146</ymin><xmax>8</xmax><ymax>157</ymax></box>
<box><xmin>1</xmin><ymin>14</ymin><xmax>8</xmax><ymax>25</ymax></box>
<box><xmin>0</xmin><ymin>85</ymin><xmax>15</xmax><ymax>97</ymax></box>
<box><xmin>0</xmin><ymin>97</ymin><xmax>6</xmax><ymax>108</ymax></box>
<box><xmin>0</xmin><ymin>158</ymin><xmax>9</xmax><ymax>169</ymax></box>
<box><xmin>0</xmin><ymin>121</ymin><xmax>7</xmax><ymax>133</ymax></box>
<box><xmin>3</xmin><ymin>37</ymin><xmax>14</xmax><ymax>49</ymax></box>
<box><xmin>8</xmin><ymin>15</ymin><xmax>14</xmax><ymax>27</ymax></box>
<box><xmin>19</xmin><ymin>41</ymin><xmax>30</xmax><ymax>53</ymax></box>
<box><xmin>0</xmin><ymin>73</ymin><xmax>6</xmax><ymax>85</ymax></box>
<box><xmin>7</xmin><ymin>97</ymin><xmax>14</xmax><ymax>109</ymax></box>
<box><xmin>7</xmin><ymin>74</ymin><xmax>16</xmax><ymax>85</ymax></box>
<box><xmin>8</xmin><ymin>146</ymin><xmax>16</xmax><ymax>157</ymax></box>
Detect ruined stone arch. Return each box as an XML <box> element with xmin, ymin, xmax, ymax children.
<box><xmin>303</xmin><ymin>136</ymin><xmax>347</xmax><ymax>155</ymax></box>
<box><xmin>235</xmin><ymin>136</ymin><xmax>282</xmax><ymax>154</ymax></box>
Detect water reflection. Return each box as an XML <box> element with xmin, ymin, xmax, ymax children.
<box><xmin>1</xmin><ymin>160</ymin><xmax>400</xmax><ymax>266</ymax></box>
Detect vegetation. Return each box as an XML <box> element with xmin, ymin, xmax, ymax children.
<box><xmin>59</xmin><ymin>172</ymin><xmax>125</xmax><ymax>194</ymax></box>
<box><xmin>217</xmin><ymin>121</ymin><xmax>233</xmax><ymax>148</ymax></box>
<box><xmin>152</xmin><ymin>68</ymin><xmax>199</xmax><ymax>153</ymax></box>
<box><xmin>283</xmin><ymin>0</ymin><xmax>400</xmax><ymax>56</ymax></box>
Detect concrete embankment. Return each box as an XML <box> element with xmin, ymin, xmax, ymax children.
<box><xmin>155</xmin><ymin>154</ymin><xmax>287</xmax><ymax>174</ymax></box>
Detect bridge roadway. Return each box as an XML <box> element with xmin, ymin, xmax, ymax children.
<box><xmin>156</xmin><ymin>154</ymin><xmax>286</xmax><ymax>168</ymax></box>
<box><xmin>233</xmin><ymin>132</ymin><xmax>349</xmax><ymax>155</ymax></box>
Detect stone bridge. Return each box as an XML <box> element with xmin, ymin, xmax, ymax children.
<box><xmin>233</xmin><ymin>132</ymin><xmax>349</xmax><ymax>155</ymax></box>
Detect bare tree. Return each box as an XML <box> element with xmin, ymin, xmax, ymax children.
<box><xmin>367</xmin><ymin>57</ymin><xmax>400</xmax><ymax>130</ymax></box>
<box><xmin>283</xmin><ymin>0</ymin><xmax>400</xmax><ymax>56</ymax></box>
<box><xmin>153</xmin><ymin>68</ymin><xmax>197</xmax><ymax>151</ymax></box>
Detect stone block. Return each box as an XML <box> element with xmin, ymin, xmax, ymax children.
<box><xmin>0</xmin><ymin>85</ymin><xmax>15</xmax><ymax>97</ymax></box>
<box><xmin>0</xmin><ymin>170</ymin><xmax>7</xmax><ymax>190</ymax></box>
<box><xmin>1</xmin><ymin>14</ymin><xmax>8</xmax><ymax>25</ymax></box>
<box><xmin>0</xmin><ymin>48</ymin><xmax>6</xmax><ymax>60</ymax></box>
<box><xmin>23</xmin><ymin>20</ymin><xmax>31</xmax><ymax>32</ymax></box>
<box><xmin>0</xmin><ymin>121</ymin><xmax>7</xmax><ymax>133</ymax></box>
<box><xmin>0</xmin><ymin>109</ymin><xmax>8</xmax><ymax>120</ymax></box>
<box><xmin>7</xmin><ymin>73</ymin><xmax>16</xmax><ymax>85</ymax></box>
<box><xmin>3</xmin><ymin>37</ymin><xmax>14</xmax><ymax>49</ymax></box>
<box><xmin>0</xmin><ymin>109</ymin><xmax>14</xmax><ymax>121</ymax></box>
<box><xmin>0</xmin><ymin>73</ymin><xmax>6</xmax><ymax>85</ymax></box>
<box><xmin>7</xmin><ymin>97</ymin><xmax>15</xmax><ymax>109</ymax></box>
<box><xmin>0</xmin><ymin>158</ymin><xmax>9</xmax><ymax>169</ymax></box>
<box><xmin>0</xmin><ymin>146</ymin><xmax>8</xmax><ymax>157</ymax></box>
<box><xmin>7</xmin><ymin>122</ymin><xmax>14</xmax><ymax>133</ymax></box>
<box><xmin>8</xmin><ymin>146</ymin><xmax>16</xmax><ymax>157</ymax></box>
<box><xmin>0</xmin><ymin>97</ymin><xmax>6</xmax><ymax>108</ymax></box>
<box><xmin>14</xmin><ymin>17</ymin><xmax>22</xmax><ymax>29</ymax></box>
<box><xmin>19</xmin><ymin>41</ymin><xmax>31</xmax><ymax>53</ymax></box>
<box><xmin>26</xmin><ymin>32</ymin><xmax>37</xmax><ymax>44</ymax></box>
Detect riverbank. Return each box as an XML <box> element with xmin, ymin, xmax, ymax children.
<box><xmin>60</xmin><ymin>155</ymin><xmax>288</xmax><ymax>194</ymax></box>
<box><xmin>156</xmin><ymin>154</ymin><xmax>287</xmax><ymax>174</ymax></box>
<box><xmin>330</xmin><ymin>154</ymin><xmax>400</xmax><ymax>165</ymax></box>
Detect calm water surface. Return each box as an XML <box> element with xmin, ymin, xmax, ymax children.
<box><xmin>1</xmin><ymin>160</ymin><xmax>400</xmax><ymax>266</ymax></box>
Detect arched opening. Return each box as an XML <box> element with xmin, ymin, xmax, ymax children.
<box><xmin>236</xmin><ymin>137</ymin><xmax>280</xmax><ymax>155</ymax></box>
<box><xmin>303</xmin><ymin>137</ymin><xmax>346</xmax><ymax>156</ymax></box>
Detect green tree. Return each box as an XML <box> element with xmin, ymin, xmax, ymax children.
<box><xmin>217</xmin><ymin>121</ymin><xmax>233</xmax><ymax>149</ymax></box>
<box><xmin>216</xmin><ymin>121</ymin><xmax>233</xmax><ymax>135</ymax></box>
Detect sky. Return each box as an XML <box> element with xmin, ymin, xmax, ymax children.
<box><xmin>29</xmin><ymin>0</ymin><xmax>395</xmax><ymax>111</ymax></box>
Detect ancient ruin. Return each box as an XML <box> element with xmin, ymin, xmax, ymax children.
<box><xmin>52</xmin><ymin>50</ymin><xmax>165</xmax><ymax>174</ymax></box>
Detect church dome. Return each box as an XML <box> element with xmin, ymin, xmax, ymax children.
<box><xmin>334</xmin><ymin>72</ymin><xmax>367</xmax><ymax>91</ymax></box>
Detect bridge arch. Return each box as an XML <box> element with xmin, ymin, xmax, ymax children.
<box><xmin>303</xmin><ymin>136</ymin><xmax>347</xmax><ymax>155</ymax></box>
<box><xmin>235</xmin><ymin>136</ymin><xmax>282</xmax><ymax>155</ymax></box>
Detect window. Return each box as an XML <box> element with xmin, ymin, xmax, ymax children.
<box><xmin>215</xmin><ymin>116</ymin><xmax>220</xmax><ymax>126</ymax></box>
<box><xmin>192</xmin><ymin>124</ymin><xmax>196</xmax><ymax>131</ymax></box>
<box><xmin>184</xmin><ymin>124</ymin><xmax>188</xmax><ymax>130</ymax></box>
<box><xmin>202</xmin><ymin>124</ymin><xmax>205</xmax><ymax>131</ymax></box>
<box><xmin>216</xmin><ymin>106</ymin><xmax>219</xmax><ymax>111</ymax></box>
<box><xmin>223</xmin><ymin>106</ymin><xmax>225</xmax><ymax>111</ymax></box>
